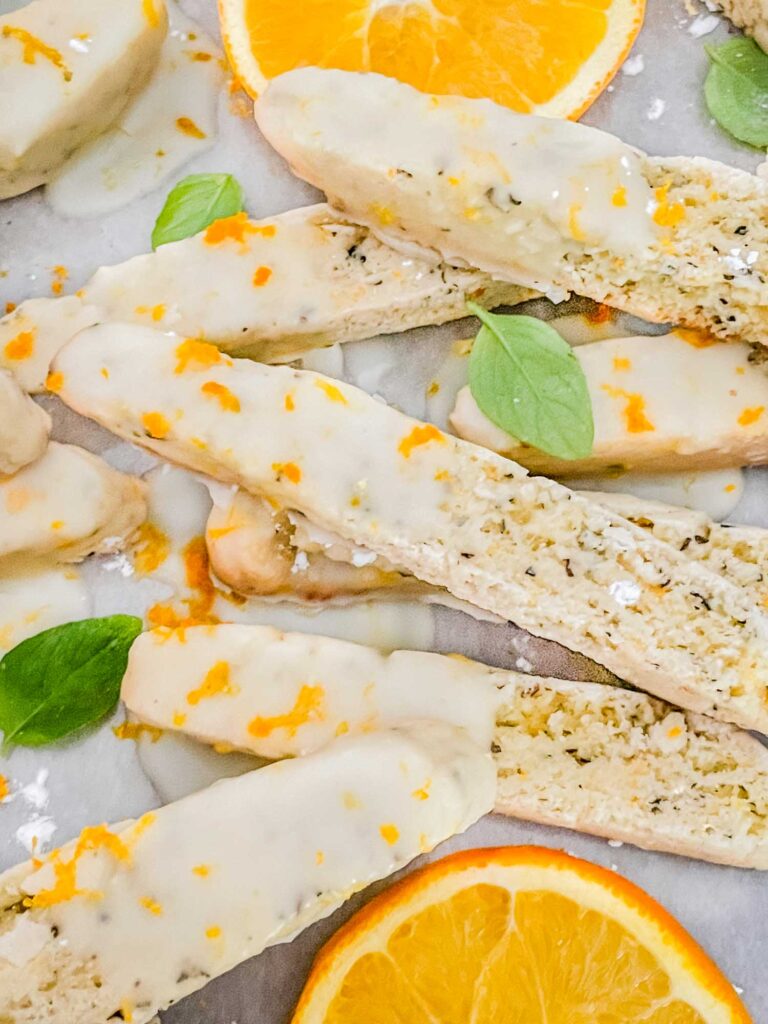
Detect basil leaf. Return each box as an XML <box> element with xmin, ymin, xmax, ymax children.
<box><xmin>704</xmin><ymin>38</ymin><xmax>768</xmax><ymax>148</ymax></box>
<box><xmin>0</xmin><ymin>615</ymin><xmax>142</xmax><ymax>747</ymax></box>
<box><xmin>467</xmin><ymin>303</ymin><xmax>594</xmax><ymax>461</ymax></box>
<box><xmin>151</xmin><ymin>173</ymin><xmax>245</xmax><ymax>249</ymax></box>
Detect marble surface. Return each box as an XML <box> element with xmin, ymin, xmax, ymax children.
<box><xmin>0</xmin><ymin>0</ymin><xmax>767</xmax><ymax>1020</ymax></box>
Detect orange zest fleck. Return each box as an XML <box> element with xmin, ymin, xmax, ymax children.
<box><xmin>186</xmin><ymin>660</ymin><xmax>238</xmax><ymax>705</ymax></box>
<box><xmin>247</xmin><ymin>683</ymin><xmax>325</xmax><ymax>738</ymax></box>
<box><xmin>174</xmin><ymin>338</ymin><xmax>226</xmax><ymax>374</ymax></box>
<box><xmin>176</xmin><ymin>116</ymin><xmax>206</xmax><ymax>139</ymax></box>
<box><xmin>135</xmin><ymin>303</ymin><xmax>166</xmax><ymax>322</ymax></box>
<box><xmin>601</xmin><ymin>384</ymin><xmax>655</xmax><ymax>434</ymax></box>
<box><xmin>142</xmin><ymin>411</ymin><xmax>172</xmax><ymax>439</ymax></box>
<box><xmin>0</xmin><ymin>774</ymin><xmax>9</xmax><ymax>802</ymax></box>
<box><xmin>586</xmin><ymin>303</ymin><xmax>613</xmax><ymax>324</ymax></box>
<box><xmin>45</xmin><ymin>371</ymin><xmax>64</xmax><ymax>393</ymax></box>
<box><xmin>272</xmin><ymin>461</ymin><xmax>302</xmax><ymax>484</ymax></box>
<box><xmin>568</xmin><ymin>203</ymin><xmax>585</xmax><ymax>242</ymax></box>
<box><xmin>612</xmin><ymin>357</ymin><xmax>631</xmax><ymax>372</ymax></box>
<box><xmin>139</xmin><ymin>896</ymin><xmax>164</xmax><ymax>916</ymax></box>
<box><xmin>284</xmin><ymin>392</ymin><xmax>295</xmax><ymax>411</ymax></box>
<box><xmin>182</xmin><ymin>535</ymin><xmax>218</xmax><ymax>622</ymax></box>
<box><xmin>201</xmin><ymin>380</ymin><xmax>241</xmax><ymax>412</ymax></box>
<box><xmin>372</xmin><ymin>203</ymin><xmax>395</xmax><ymax>226</ymax></box>
<box><xmin>50</xmin><ymin>265</ymin><xmax>68</xmax><ymax>296</ymax></box>
<box><xmin>315</xmin><ymin>379</ymin><xmax>348</xmax><ymax>405</ymax></box>
<box><xmin>652</xmin><ymin>184</ymin><xmax>685</xmax><ymax>228</ymax></box>
<box><xmin>2</xmin><ymin>26</ymin><xmax>71</xmax><ymax>80</ymax></box>
<box><xmin>204</xmin><ymin>212</ymin><xmax>256</xmax><ymax>246</ymax></box>
<box><xmin>316</xmin><ymin>850</ymin><xmax>325</xmax><ymax>865</ymax></box>
<box><xmin>172</xmin><ymin>711</ymin><xmax>187</xmax><ymax>727</ymax></box>
<box><xmin>27</xmin><ymin>825</ymin><xmax>130</xmax><ymax>909</ymax></box>
<box><xmin>142</xmin><ymin>0</ymin><xmax>161</xmax><ymax>27</ymax></box>
<box><xmin>50</xmin><ymin>520</ymin><xmax>64</xmax><ymax>531</ymax></box>
<box><xmin>4</xmin><ymin>301</ymin><xmax>16</xmax><ymax>314</ymax></box>
<box><xmin>205</xmin><ymin>925</ymin><xmax>222</xmax><ymax>939</ymax></box>
<box><xmin>133</xmin><ymin>521</ymin><xmax>171</xmax><ymax>574</ymax></box>
<box><xmin>188</xmin><ymin>50</ymin><xmax>213</xmax><ymax>61</ymax></box>
<box><xmin>738</xmin><ymin>406</ymin><xmax>765</xmax><ymax>427</ymax></box>
<box><xmin>193</xmin><ymin>863</ymin><xmax>211</xmax><ymax>877</ymax></box>
<box><xmin>673</xmin><ymin>327</ymin><xmax>718</xmax><ymax>349</ymax></box>
<box><xmin>129</xmin><ymin>812</ymin><xmax>157</xmax><ymax>845</ymax></box>
<box><xmin>724</xmin><ymin>483</ymin><xmax>737</xmax><ymax>494</ymax></box>
<box><xmin>398</xmin><ymin>424</ymin><xmax>445</xmax><ymax>458</ymax></box>
<box><xmin>113</xmin><ymin>721</ymin><xmax>164</xmax><ymax>743</ymax></box>
<box><xmin>611</xmin><ymin>185</ymin><xmax>627</xmax><ymax>207</ymax></box>
<box><xmin>4</xmin><ymin>329</ymin><xmax>34</xmax><ymax>361</ymax></box>
<box><xmin>379</xmin><ymin>824</ymin><xmax>400</xmax><ymax>845</ymax></box>
<box><xmin>252</xmin><ymin>265</ymin><xmax>273</xmax><ymax>286</ymax></box>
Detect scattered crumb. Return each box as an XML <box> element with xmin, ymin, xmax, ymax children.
<box><xmin>647</xmin><ymin>98</ymin><xmax>666</xmax><ymax>121</ymax></box>
<box><xmin>622</xmin><ymin>53</ymin><xmax>645</xmax><ymax>76</ymax></box>
<box><xmin>607</xmin><ymin>839</ymin><xmax>624</xmax><ymax>848</ymax></box>
<box><xmin>688</xmin><ymin>12</ymin><xmax>720</xmax><ymax>36</ymax></box>
<box><xmin>16</xmin><ymin>816</ymin><xmax>57</xmax><ymax>853</ymax></box>
<box><xmin>291</xmin><ymin>550</ymin><xmax>310</xmax><ymax>574</ymax></box>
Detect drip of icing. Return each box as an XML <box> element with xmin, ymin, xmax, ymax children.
<box><xmin>571</xmin><ymin>468</ymin><xmax>745</xmax><ymax>523</ymax></box>
<box><xmin>0</xmin><ymin>563</ymin><xmax>90</xmax><ymax>652</ymax></box>
<box><xmin>45</xmin><ymin>5</ymin><xmax>224</xmax><ymax>217</ymax></box>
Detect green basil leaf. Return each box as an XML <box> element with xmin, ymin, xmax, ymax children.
<box><xmin>467</xmin><ymin>303</ymin><xmax>594</xmax><ymax>461</ymax></box>
<box><xmin>704</xmin><ymin>38</ymin><xmax>768</xmax><ymax>148</ymax></box>
<box><xmin>151</xmin><ymin>173</ymin><xmax>245</xmax><ymax>249</ymax></box>
<box><xmin>0</xmin><ymin>615</ymin><xmax>142</xmax><ymax>748</ymax></box>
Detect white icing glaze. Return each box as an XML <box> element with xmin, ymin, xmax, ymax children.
<box><xmin>0</xmin><ymin>0</ymin><xmax>167</xmax><ymax>198</ymax></box>
<box><xmin>46</xmin><ymin>5</ymin><xmax>223</xmax><ymax>217</ymax></box>
<box><xmin>122</xmin><ymin>622</ymin><xmax>498</xmax><ymax>758</ymax></box>
<box><xmin>256</xmin><ymin>68</ymin><xmax>657</xmax><ymax>291</ymax></box>
<box><xmin>19</xmin><ymin>725</ymin><xmax>494</xmax><ymax>1021</ymax></box>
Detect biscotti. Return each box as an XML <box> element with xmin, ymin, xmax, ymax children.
<box><xmin>55</xmin><ymin>324</ymin><xmax>768</xmax><ymax>732</ymax></box>
<box><xmin>256</xmin><ymin>68</ymin><xmax>768</xmax><ymax>345</ymax></box>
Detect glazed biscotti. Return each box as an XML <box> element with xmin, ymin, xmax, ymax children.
<box><xmin>0</xmin><ymin>369</ymin><xmax>50</xmax><ymax>475</ymax></box>
<box><xmin>450</xmin><ymin>332</ymin><xmax>768</xmax><ymax>475</ymax></box>
<box><xmin>0</xmin><ymin>0</ymin><xmax>167</xmax><ymax>199</ymax></box>
<box><xmin>122</xmin><ymin>624</ymin><xmax>768</xmax><ymax>869</ymax></box>
<box><xmin>0</xmin><ymin>725</ymin><xmax>493</xmax><ymax>1024</ymax></box>
<box><xmin>0</xmin><ymin>443</ymin><xmax>147</xmax><ymax>565</ymax></box>
<box><xmin>256</xmin><ymin>68</ymin><xmax>768</xmax><ymax>345</ymax></box>
<box><xmin>55</xmin><ymin>324</ymin><xmax>768</xmax><ymax>733</ymax></box>
<box><xmin>0</xmin><ymin>203</ymin><xmax>530</xmax><ymax>393</ymax></box>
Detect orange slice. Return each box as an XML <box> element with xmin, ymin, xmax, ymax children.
<box><xmin>219</xmin><ymin>0</ymin><xmax>644</xmax><ymax>116</ymax></box>
<box><xmin>293</xmin><ymin>846</ymin><xmax>751</xmax><ymax>1024</ymax></box>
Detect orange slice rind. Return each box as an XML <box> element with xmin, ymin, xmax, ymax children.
<box><xmin>219</xmin><ymin>0</ymin><xmax>645</xmax><ymax>117</ymax></box>
<box><xmin>293</xmin><ymin>846</ymin><xmax>752</xmax><ymax>1024</ymax></box>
